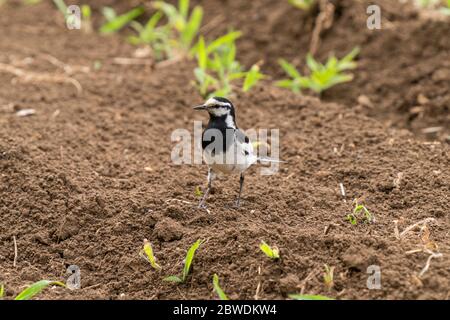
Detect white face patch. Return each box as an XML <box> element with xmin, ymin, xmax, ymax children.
<box><xmin>209</xmin><ymin>107</ymin><xmax>230</xmax><ymax>117</ymax></box>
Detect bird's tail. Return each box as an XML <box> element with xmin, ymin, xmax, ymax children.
<box><xmin>257</xmin><ymin>156</ymin><xmax>286</xmax><ymax>163</ymax></box>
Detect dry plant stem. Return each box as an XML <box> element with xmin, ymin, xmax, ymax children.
<box><xmin>155</xmin><ymin>55</ymin><xmax>185</xmax><ymax>69</ymax></box>
<box><xmin>399</xmin><ymin>218</ymin><xmax>436</xmax><ymax>239</ymax></box>
<box><xmin>13</xmin><ymin>235</ymin><xmax>17</xmax><ymax>267</ymax></box>
<box><xmin>112</xmin><ymin>57</ymin><xmax>153</xmax><ymax>66</ymax></box>
<box><xmin>254</xmin><ymin>265</ymin><xmax>262</xmax><ymax>300</ymax></box>
<box><xmin>309</xmin><ymin>0</ymin><xmax>335</xmax><ymax>55</ymax></box>
<box><xmin>299</xmin><ymin>269</ymin><xmax>318</xmax><ymax>295</ymax></box>
<box><xmin>0</xmin><ymin>63</ymin><xmax>82</xmax><ymax>94</ymax></box>
<box><xmin>419</xmin><ymin>249</ymin><xmax>443</xmax><ymax>278</ymax></box>
<box><xmin>40</xmin><ymin>54</ymin><xmax>89</xmax><ymax>74</ymax></box>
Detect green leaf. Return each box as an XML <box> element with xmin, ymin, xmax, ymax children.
<box><xmin>213</xmin><ymin>274</ymin><xmax>229</xmax><ymax>300</ymax></box>
<box><xmin>275</xmin><ymin>79</ymin><xmax>293</xmax><ymax>88</ymax></box>
<box><xmin>306</xmin><ymin>54</ymin><xmax>322</xmax><ymax>72</ymax></box>
<box><xmin>153</xmin><ymin>1</ymin><xmax>183</xmax><ymax>30</ymax></box>
<box><xmin>163</xmin><ymin>276</ymin><xmax>183</xmax><ymax>283</ymax></box>
<box><xmin>52</xmin><ymin>0</ymin><xmax>67</xmax><ymax>16</ymax></box>
<box><xmin>196</xmin><ymin>36</ymin><xmax>207</xmax><ymax>70</ymax></box>
<box><xmin>179</xmin><ymin>0</ymin><xmax>189</xmax><ymax>19</ymax></box>
<box><xmin>289</xmin><ymin>294</ymin><xmax>334</xmax><ymax>300</ymax></box>
<box><xmin>194</xmin><ymin>186</ymin><xmax>203</xmax><ymax>197</ymax></box>
<box><xmin>100</xmin><ymin>7</ymin><xmax>145</xmax><ymax>34</ymax></box>
<box><xmin>278</xmin><ymin>59</ymin><xmax>302</xmax><ymax>79</ymax></box>
<box><xmin>141</xmin><ymin>239</ymin><xmax>162</xmax><ymax>271</ymax></box>
<box><xmin>182</xmin><ymin>239</ymin><xmax>203</xmax><ymax>281</ymax></box>
<box><xmin>0</xmin><ymin>284</ymin><xmax>4</xmax><ymax>298</ymax></box>
<box><xmin>288</xmin><ymin>0</ymin><xmax>315</xmax><ymax>11</ymax></box>
<box><xmin>14</xmin><ymin>280</ymin><xmax>66</xmax><ymax>300</ymax></box>
<box><xmin>182</xmin><ymin>6</ymin><xmax>203</xmax><ymax>48</ymax></box>
<box><xmin>206</xmin><ymin>31</ymin><xmax>242</xmax><ymax>54</ymax></box>
<box><xmin>259</xmin><ymin>241</ymin><xmax>280</xmax><ymax>260</ymax></box>
<box><xmin>145</xmin><ymin>11</ymin><xmax>163</xmax><ymax>31</ymax></box>
<box><xmin>243</xmin><ymin>64</ymin><xmax>264</xmax><ymax>92</ymax></box>
<box><xmin>347</xmin><ymin>214</ymin><xmax>357</xmax><ymax>225</ymax></box>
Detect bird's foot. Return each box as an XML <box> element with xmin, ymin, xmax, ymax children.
<box><xmin>197</xmin><ymin>201</ymin><xmax>208</xmax><ymax>209</ymax></box>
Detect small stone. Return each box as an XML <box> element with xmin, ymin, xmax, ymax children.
<box><xmin>279</xmin><ymin>274</ymin><xmax>300</xmax><ymax>294</ymax></box>
<box><xmin>154</xmin><ymin>217</ymin><xmax>183</xmax><ymax>242</ymax></box>
<box><xmin>16</xmin><ymin>109</ymin><xmax>35</xmax><ymax>117</ymax></box>
<box><xmin>357</xmin><ymin>95</ymin><xmax>373</xmax><ymax>108</ymax></box>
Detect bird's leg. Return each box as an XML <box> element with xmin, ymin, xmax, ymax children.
<box><xmin>198</xmin><ymin>168</ymin><xmax>213</xmax><ymax>208</ymax></box>
<box><xmin>235</xmin><ymin>173</ymin><xmax>244</xmax><ymax>207</ymax></box>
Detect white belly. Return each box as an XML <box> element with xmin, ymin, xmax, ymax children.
<box><xmin>203</xmin><ymin>142</ymin><xmax>257</xmax><ymax>174</ymax></box>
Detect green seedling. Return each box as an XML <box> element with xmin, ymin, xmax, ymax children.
<box><xmin>212</xmin><ymin>274</ymin><xmax>229</xmax><ymax>300</ymax></box>
<box><xmin>243</xmin><ymin>64</ymin><xmax>265</xmax><ymax>92</ymax></box>
<box><xmin>276</xmin><ymin>47</ymin><xmax>360</xmax><ymax>94</ymax></box>
<box><xmin>323</xmin><ymin>264</ymin><xmax>334</xmax><ymax>291</ymax></box>
<box><xmin>288</xmin><ymin>0</ymin><xmax>315</xmax><ymax>10</ymax></box>
<box><xmin>164</xmin><ymin>239</ymin><xmax>203</xmax><ymax>283</ymax></box>
<box><xmin>0</xmin><ymin>284</ymin><xmax>4</xmax><ymax>299</ymax></box>
<box><xmin>289</xmin><ymin>294</ymin><xmax>334</xmax><ymax>300</ymax></box>
<box><xmin>259</xmin><ymin>241</ymin><xmax>280</xmax><ymax>260</ymax></box>
<box><xmin>194</xmin><ymin>186</ymin><xmax>203</xmax><ymax>197</ymax></box>
<box><xmin>128</xmin><ymin>12</ymin><xmax>172</xmax><ymax>60</ymax></box>
<box><xmin>152</xmin><ymin>0</ymin><xmax>203</xmax><ymax>54</ymax></box>
<box><xmin>100</xmin><ymin>6</ymin><xmax>145</xmax><ymax>34</ymax></box>
<box><xmin>346</xmin><ymin>200</ymin><xmax>374</xmax><ymax>225</ymax></box>
<box><xmin>193</xmin><ymin>32</ymin><xmax>264</xmax><ymax>98</ymax></box>
<box><xmin>14</xmin><ymin>280</ymin><xmax>66</xmax><ymax>300</ymax></box>
<box><xmin>141</xmin><ymin>239</ymin><xmax>162</xmax><ymax>271</ymax></box>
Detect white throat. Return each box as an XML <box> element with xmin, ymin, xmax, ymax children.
<box><xmin>224</xmin><ymin>114</ymin><xmax>236</xmax><ymax>129</ymax></box>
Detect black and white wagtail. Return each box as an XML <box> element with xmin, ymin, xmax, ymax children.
<box><xmin>193</xmin><ymin>97</ymin><xmax>281</xmax><ymax>208</ymax></box>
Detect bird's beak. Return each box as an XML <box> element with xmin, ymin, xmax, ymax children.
<box><xmin>193</xmin><ymin>104</ymin><xmax>207</xmax><ymax>110</ymax></box>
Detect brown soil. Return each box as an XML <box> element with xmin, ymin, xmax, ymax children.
<box><xmin>0</xmin><ymin>0</ymin><xmax>449</xmax><ymax>300</ymax></box>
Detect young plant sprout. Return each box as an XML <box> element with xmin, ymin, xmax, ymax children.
<box><xmin>141</xmin><ymin>239</ymin><xmax>162</xmax><ymax>271</ymax></box>
<box><xmin>152</xmin><ymin>0</ymin><xmax>203</xmax><ymax>54</ymax></box>
<box><xmin>0</xmin><ymin>284</ymin><xmax>4</xmax><ymax>299</ymax></box>
<box><xmin>128</xmin><ymin>0</ymin><xmax>202</xmax><ymax>60</ymax></box>
<box><xmin>14</xmin><ymin>280</ymin><xmax>66</xmax><ymax>300</ymax></box>
<box><xmin>288</xmin><ymin>294</ymin><xmax>334</xmax><ymax>300</ymax></box>
<box><xmin>323</xmin><ymin>264</ymin><xmax>334</xmax><ymax>291</ymax></box>
<box><xmin>346</xmin><ymin>200</ymin><xmax>374</xmax><ymax>225</ymax></box>
<box><xmin>259</xmin><ymin>241</ymin><xmax>280</xmax><ymax>260</ymax></box>
<box><xmin>276</xmin><ymin>47</ymin><xmax>360</xmax><ymax>95</ymax></box>
<box><xmin>163</xmin><ymin>239</ymin><xmax>203</xmax><ymax>283</ymax></box>
<box><xmin>212</xmin><ymin>274</ymin><xmax>229</xmax><ymax>300</ymax></box>
<box><xmin>288</xmin><ymin>0</ymin><xmax>316</xmax><ymax>11</ymax></box>
<box><xmin>128</xmin><ymin>12</ymin><xmax>172</xmax><ymax>60</ymax></box>
<box><xmin>193</xmin><ymin>32</ymin><xmax>265</xmax><ymax>98</ymax></box>
<box><xmin>194</xmin><ymin>186</ymin><xmax>203</xmax><ymax>197</ymax></box>
<box><xmin>100</xmin><ymin>6</ymin><xmax>145</xmax><ymax>34</ymax></box>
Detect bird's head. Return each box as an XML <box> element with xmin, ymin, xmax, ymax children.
<box><xmin>193</xmin><ymin>97</ymin><xmax>235</xmax><ymax>118</ymax></box>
